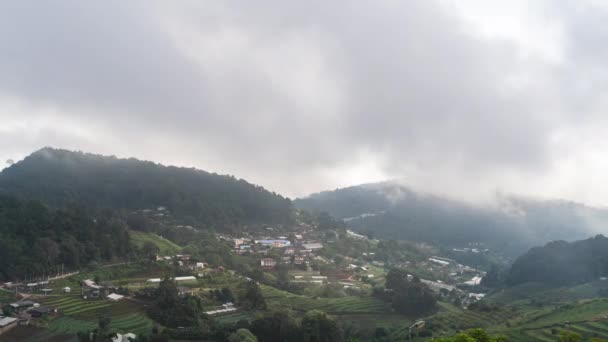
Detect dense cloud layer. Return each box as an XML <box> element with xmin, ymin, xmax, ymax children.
<box><xmin>2</xmin><ymin>1</ymin><xmax>608</xmax><ymax>204</ymax></box>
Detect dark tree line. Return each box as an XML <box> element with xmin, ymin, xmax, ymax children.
<box><xmin>246</xmin><ymin>309</ymin><xmax>343</xmax><ymax>342</ymax></box>
<box><xmin>0</xmin><ymin>196</ymin><xmax>131</xmax><ymax>280</ymax></box>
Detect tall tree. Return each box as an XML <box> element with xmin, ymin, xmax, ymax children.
<box><xmin>33</xmin><ymin>237</ymin><xmax>60</xmax><ymax>270</ymax></box>
<box><xmin>301</xmin><ymin>310</ymin><xmax>343</xmax><ymax>342</ymax></box>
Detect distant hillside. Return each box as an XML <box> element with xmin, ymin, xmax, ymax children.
<box><xmin>294</xmin><ymin>182</ymin><xmax>608</xmax><ymax>256</ymax></box>
<box><xmin>0</xmin><ymin>148</ymin><xmax>292</xmax><ymax>227</ymax></box>
<box><xmin>506</xmin><ymin>235</ymin><xmax>608</xmax><ymax>286</ymax></box>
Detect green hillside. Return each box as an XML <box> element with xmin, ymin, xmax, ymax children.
<box><xmin>129</xmin><ymin>230</ymin><xmax>182</xmax><ymax>255</ymax></box>
<box><xmin>0</xmin><ymin>148</ymin><xmax>292</xmax><ymax>227</ymax></box>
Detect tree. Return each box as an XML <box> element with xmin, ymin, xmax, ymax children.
<box><xmin>76</xmin><ymin>315</ymin><xmax>115</xmax><ymax>342</ymax></box>
<box><xmin>301</xmin><ymin>310</ymin><xmax>343</xmax><ymax>342</ymax></box>
<box><xmin>240</xmin><ymin>281</ymin><xmax>266</xmax><ymax>310</ymax></box>
<box><xmin>317</xmin><ymin>211</ymin><xmax>336</xmax><ymax>230</ymax></box>
<box><xmin>143</xmin><ymin>241</ymin><xmax>160</xmax><ymax>257</ymax></box>
<box><xmin>221</xmin><ymin>287</ymin><xmax>235</xmax><ymax>303</ymax></box>
<box><xmin>147</xmin><ymin>276</ymin><xmax>209</xmax><ymax>330</ymax></box>
<box><xmin>480</xmin><ymin>265</ymin><xmax>502</xmax><ymax>288</ymax></box>
<box><xmin>250</xmin><ymin>309</ymin><xmax>300</xmax><ymax>342</ymax></box>
<box><xmin>431</xmin><ymin>328</ymin><xmax>507</xmax><ymax>342</ymax></box>
<box><xmin>384</xmin><ymin>269</ymin><xmax>437</xmax><ymax>316</ymax></box>
<box><xmin>228</xmin><ymin>329</ymin><xmax>258</xmax><ymax>342</ymax></box>
<box><xmin>0</xmin><ymin>196</ymin><xmax>134</xmax><ymax>281</ymax></box>
<box><xmin>558</xmin><ymin>331</ymin><xmax>582</xmax><ymax>342</ymax></box>
<box><xmin>34</xmin><ymin>237</ymin><xmax>60</xmax><ymax>270</ymax></box>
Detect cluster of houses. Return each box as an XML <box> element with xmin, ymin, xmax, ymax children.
<box><xmin>0</xmin><ymin>300</ymin><xmax>59</xmax><ymax>336</ymax></box>
<box><xmin>1</xmin><ymin>281</ymin><xmax>52</xmax><ymax>295</ymax></box>
<box><xmin>258</xmin><ymin>241</ymin><xmax>324</xmax><ymax>269</ymax></box>
<box><xmin>154</xmin><ymin>254</ymin><xmax>206</xmax><ymax>270</ymax></box>
<box><xmin>229</xmin><ymin>231</ymin><xmax>326</xmax><ymax>270</ymax></box>
<box><xmin>390</xmin><ymin>256</ymin><xmax>488</xmax><ymax>308</ymax></box>
<box><xmin>418</xmin><ymin>256</ymin><xmax>484</xmax><ymax>286</ymax></box>
<box><xmin>81</xmin><ymin>278</ymin><xmax>127</xmax><ymax>302</ymax></box>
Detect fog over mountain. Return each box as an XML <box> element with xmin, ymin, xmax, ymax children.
<box><xmin>4</xmin><ymin>1</ymin><xmax>608</xmax><ymax>207</ymax></box>
<box><xmin>295</xmin><ymin>182</ymin><xmax>608</xmax><ymax>256</ymax></box>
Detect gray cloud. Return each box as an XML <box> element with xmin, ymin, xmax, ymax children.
<box><xmin>1</xmin><ymin>0</ymin><xmax>608</xmax><ymax>203</ymax></box>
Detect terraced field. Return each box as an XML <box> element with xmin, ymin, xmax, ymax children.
<box><xmin>40</xmin><ymin>295</ymin><xmax>153</xmax><ymax>336</ymax></box>
<box><xmin>504</xmin><ymin>320</ymin><xmax>608</xmax><ymax>342</ymax></box>
<box><xmin>356</xmin><ymin>302</ymin><xmax>518</xmax><ymax>341</ymax></box>
<box><xmin>0</xmin><ymin>288</ymin><xmax>17</xmax><ymax>303</ymax></box>
<box><xmin>214</xmin><ymin>311</ymin><xmax>256</xmax><ymax>325</ymax></box>
<box><xmin>431</xmin><ymin>307</ymin><xmax>518</xmax><ymax>332</ymax></box>
<box><xmin>42</xmin><ymin>295</ymin><xmax>113</xmax><ymax>316</ymax></box>
<box><xmin>262</xmin><ymin>285</ymin><xmax>391</xmax><ymax>314</ymax></box>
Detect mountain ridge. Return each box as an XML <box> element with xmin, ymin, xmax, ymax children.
<box><xmin>0</xmin><ymin>147</ymin><xmax>293</xmax><ymax>228</ymax></box>
<box><xmin>294</xmin><ymin>182</ymin><xmax>607</xmax><ymax>256</ymax></box>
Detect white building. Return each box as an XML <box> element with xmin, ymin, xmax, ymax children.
<box><xmin>303</xmin><ymin>243</ymin><xmax>323</xmax><ymax>250</ymax></box>
<box><xmin>107</xmin><ymin>293</ymin><xmax>125</xmax><ymax>301</ymax></box>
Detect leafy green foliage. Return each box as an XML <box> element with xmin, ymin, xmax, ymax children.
<box><xmin>228</xmin><ymin>328</ymin><xmax>258</xmax><ymax>342</ymax></box>
<box><xmin>383</xmin><ymin>269</ymin><xmax>437</xmax><ymax>316</ymax></box>
<box><xmin>558</xmin><ymin>330</ymin><xmax>582</xmax><ymax>342</ymax></box>
<box><xmin>431</xmin><ymin>328</ymin><xmax>507</xmax><ymax>342</ymax></box>
<box><xmin>76</xmin><ymin>315</ymin><xmax>114</xmax><ymax>342</ymax></box>
<box><xmin>250</xmin><ymin>310</ymin><xmax>301</xmax><ymax>342</ymax></box>
<box><xmin>147</xmin><ymin>277</ymin><xmax>207</xmax><ymax>329</ymax></box>
<box><xmin>301</xmin><ymin>310</ymin><xmax>343</xmax><ymax>342</ymax></box>
<box><xmin>239</xmin><ymin>281</ymin><xmax>266</xmax><ymax>310</ymax></box>
<box><xmin>249</xmin><ymin>309</ymin><xmax>343</xmax><ymax>342</ymax></box>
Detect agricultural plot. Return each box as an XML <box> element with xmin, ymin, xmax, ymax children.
<box><xmin>41</xmin><ymin>295</ymin><xmax>113</xmax><ymax>317</ymax></box>
<box><xmin>48</xmin><ymin>315</ymin><xmax>153</xmax><ymax>336</ymax></box>
<box><xmin>262</xmin><ymin>285</ymin><xmax>391</xmax><ymax>314</ymax></box>
<box><xmin>430</xmin><ymin>308</ymin><xmax>516</xmax><ymax>333</ymax></box>
<box><xmin>371</xmin><ymin>322</ymin><xmax>419</xmax><ymax>342</ymax></box>
<box><xmin>40</xmin><ymin>295</ymin><xmax>153</xmax><ymax>336</ymax></box>
<box><xmin>478</xmin><ymin>298</ymin><xmax>608</xmax><ymax>342</ymax></box>
<box><xmin>214</xmin><ymin>311</ymin><xmax>256</xmax><ymax>325</ymax></box>
<box><xmin>337</xmin><ymin>314</ymin><xmax>416</xmax><ymax>342</ymax></box>
<box><xmin>516</xmin><ymin>298</ymin><xmax>608</xmax><ymax>330</ymax></box>
<box><xmin>505</xmin><ymin>320</ymin><xmax>608</xmax><ymax>342</ymax></box>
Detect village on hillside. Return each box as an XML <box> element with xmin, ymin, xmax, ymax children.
<box><xmin>0</xmin><ymin>206</ymin><xmax>490</xmax><ymax>341</ymax></box>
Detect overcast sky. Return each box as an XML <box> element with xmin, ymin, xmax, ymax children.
<box><xmin>2</xmin><ymin>1</ymin><xmax>608</xmax><ymax>203</ymax></box>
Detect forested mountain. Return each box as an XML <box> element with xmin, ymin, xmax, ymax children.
<box><xmin>0</xmin><ymin>195</ymin><xmax>131</xmax><ymax>280</ymax></box>
<box><xmin>506</xmin><ymin>235</ymin><xmax>608</xmax><ymax>286</ymax></box>
<box><xmin>0</xmin><ymin>148</ymin><xmax>292</xmax><ymax>227</ymax></box>
<box><xmin>294</xmin><ymin>182</ymin><xmax>608</xmax><ymax>256</ymax></box>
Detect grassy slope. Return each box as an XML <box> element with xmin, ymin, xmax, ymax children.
<box><xmin>0</xmin><ymin>288</ymin><xmax>17</xmax><ymax>304</ymax></box>
<box><xmin>129</xmin><ymin>230</ymin><xmax>182</xmax><ymax>255</ymax></box>
<box><xmin>481</xmin><ymin>284</ymin><xmax>608</xmax><ymax>342</ymax></box>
